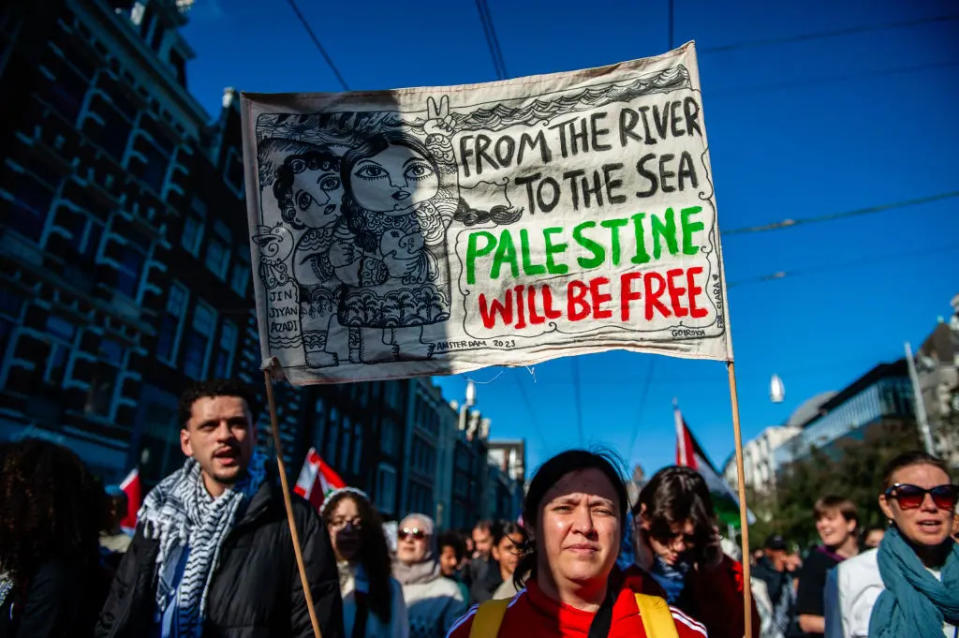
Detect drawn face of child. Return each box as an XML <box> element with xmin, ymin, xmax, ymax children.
<box><xmin>349</xmin><ymin>144</ymin><xmax>438</xmax><ymax>215</ymax></box>
<box><xmin>293</xmin><ymin>165</ymin><xmax>342</xmax><ymax>227</ymax></box>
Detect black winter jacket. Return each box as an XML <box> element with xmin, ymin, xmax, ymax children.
<box><xmin>95</xmin><ymin>471</ymin><xmax>344</xmax><ymax>638</ymax></box>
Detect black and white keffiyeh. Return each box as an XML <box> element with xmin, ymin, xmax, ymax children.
<box><xmin>138</xmin><ymin>450</ymin><xmax>267</xmax><ymax>637</ymax></box>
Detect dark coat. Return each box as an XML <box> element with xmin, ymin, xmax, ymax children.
<box><xmin>678</xmin><ymin>553</ymin><xmax>760</xmax><ymax>638</ymax></box>
<box><xmin>95</xmin><ymin>471</ymin><xmax>344</xmax><ymax>638</ymax></box>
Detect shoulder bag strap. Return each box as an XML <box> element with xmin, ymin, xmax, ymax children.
<box><xmin>634</xmin><ymin>593</ymin><xmax>680</xmax><ymax>638</ymax></box>
<box><xmin>468</xmin><ymin>598</ymin><xmax>510</xmax><ymax>638</ymax></box>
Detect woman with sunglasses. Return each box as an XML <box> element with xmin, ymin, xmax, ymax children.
<box><xmin>633</xmin><ymin>466</ymin><xmax>759</xmax><ymax>638</ymax></box>
<box><xmin>321</xmin><ymin>488</ymin><xmax>409</xmax><ymax>638</ymax></box>
<box><xmin>392</xmin><ymin>513</ymin><xmax>466</xmax><ymax>638</ymax></box>
<box><xmin>447</xmin><ymin>450</ymin><xmax>706</xmax><ymax>638</ymax></box>
<box><xmin>832</xmin><ymin>451</ymin><xmax>958</xmax><ymax>638</ymax></box>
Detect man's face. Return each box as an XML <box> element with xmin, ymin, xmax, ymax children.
<box><xmin>472</xmin><ymin>526</ymin><xmax>493</xmax><ymax>558</ymax></box>
<box><xmin>439</xmin><ymin>545</ymin><xmax>459</xmax><ymax>576</ymax></box>
<box><xmin>180</xmin><ymin>395</ymin><xmax>255</xmax><ymax>497</ymax></box>
<box><xmin>765</xmin><ymin>548</ymin><xmax>787</xmax><ymax>570</ymax></box>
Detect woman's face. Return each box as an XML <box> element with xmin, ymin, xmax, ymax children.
<box><xmin>879</xmin><ymin>463</ymin><xmax>955</xmax><ymax>548</ymax></box>
<box><xmin>491</xmin><ymin>532</ymin><xmax>525</xmax><ymax>576</ymax></box>
<box><xmin>397</xmin><ymin>516</ymin><xmax>431</xmax><ymax>565</ymax></box>
<box><xmin>815</xmin><ymin>509</ymin><xmax>857</xmax><ymax>548</ymax></box>
<box><xmin>349</xmin><ymin>144</ymin><xmax>438</xmax><ymax>215</ymax></box>
<box><xmin>327</xmin><ymin>496</ymin><xmax>363</xmax><ymax>563</ymax></box>
<box><xmin>293</xmin><ymin>165</ymin><xmax>342</xmax><ymax>227</ymax></box>
<box><xmin>640</xmin><ymin>516</ymin><xmax>696</xmax><ymax>566</ymax></box>
<box><xmin>537</xmin><ymin>468</ymin><xmax>620</xmax><ymax>588</ymax></box>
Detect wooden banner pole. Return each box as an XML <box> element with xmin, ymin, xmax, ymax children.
<box><xmin>727</xmin><ymin>360</ymin><xmax>753</xmax><ymax>638</ymax></box>
<box><xmin>263</xmin><ymin>369</ymin><xmax>323</xmax><ymax>638</ymax></box>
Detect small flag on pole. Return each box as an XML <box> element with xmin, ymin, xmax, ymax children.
<box><xmin>294</xmin><ymin>447</ymin><xmax>346</xmax><ymax>510</ymax></box>
<box><xmin>674</xmin><ymin>400</ymin><xmax>755</xmax><ymax>527</ymax></box>
<box><xmin>119</xmin><ymin>468</ymin><xmax>141</xmax><ymax>532</ymax></box>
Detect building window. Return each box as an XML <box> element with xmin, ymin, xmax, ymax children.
<box><xmin>325</xmin><ymin>407</ymin><xmax>340</xmax><ymax>465</ymax></box>
<box><xmin>182</xmin><ymin>300</ymin><xmax>215</xmax><ymax>379</ymax></box>
<box><xmin>380</xmin><ymin>417</ymin><xmax>397</xmax><ymax>455</ymax></box>
<box><xmin>43</xmin><ymin>315</ymin><xmax>75</xmax><ymax>386</ymax></box>
<box><xmin>230</xmin><ymin>258</ymin><xmax>250</xmax><ymax>296</ymax></box>
<box><xmin>212</xmin><ymin>319</ymin><xmax>237</xmax><ymax>378</ymax></box>
<box><xmin>156</xmin><ymin>283</ymin><xmax>188</xmax><ymax>364</ymax></box>
<box><xmin>375</xmin><ymin>463</ymin><xmax>397</xmax><ymax>514</ymax></box>
<box><xmin>181</xmin><ymin>214</ymin><xmax>203</xmax><ymax>256</ymax></box>
<box><xmin>312</xmin><ymin>396</ymin><xmax>327</xmax><ymax>450</ymax></box>
<box><xmin>340</xmin><ymin>416</ymin><xmax>352</xmax><ymax>472</ymax></box>
<box><xmin>204</xmin><ymin>221</ymin><xmax>231</xmax><ymax>279</ymax></box>
<box><xmin>352</xmin><ymin>422</ymin><xmax>363</xmax><ymax>474</ymax></box>
<box><xmin>1</xmin><ymin>162</ymin><xmax>55</xmax><ymax>241</ymax></box>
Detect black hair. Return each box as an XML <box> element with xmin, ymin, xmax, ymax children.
<box><xmin>636</xmin><ymin>465</ymin><xmax>723</xmax><ymax>567</ymax></box>
<box><xmin>0</xmin><ymin>439</ymin><xmax>105</xmax><ymax>602</ymax></box>
<box><xmin>273</xmin><ymin>147</ymin><xmax>341</xmax><ymax>229</ymax></box>
<box><xmin>514</xmin><ymin>449</ymin><xmax>627</xmax><ymax>589</ymax></box>
<box><xmin>177</xmin><ymin>379</ymin><xmax>260</xmax><ymax>429</ymax></box>
<box><xmin>493</xmin><ymin>521</ymin><xmax>527</xmax><ymax>547</ymax></box>
<box><xmin>340</xmin><ymin>131</ymin><xmax>439</xmax><ymax>253</ymax></box>
<box><xmin>438</xmin><ymin>530</ymin><xmax>467</xmax><ymax>562</ymax></box>
<box><xmin>881</xmin><ymin>451</ymin><xmax>951</xmax><ymax>490</ymax></box>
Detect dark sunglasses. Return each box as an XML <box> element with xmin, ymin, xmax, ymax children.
<box><xmin>398</xmin><ymin>527</ymin><xmax>427</xmax><ymax>541</ymax></box>
<box><xmin>884</xmin><ymin>483</ymin><xmax>959</xmax><ymax>510</ymax></box>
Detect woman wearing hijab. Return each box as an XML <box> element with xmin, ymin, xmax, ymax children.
<box><xmin>447</xmin><ymin>449</ymin><xmax>705</xmax><ymax>638</ymax></box>
<box><xmin>392</xmin><ymin>513</ymin><xmax>465</xmax><ymax>638</ymax></box>
<box><xmin>322</xmin><ymin>488</ymin><xmax>408</xmax><ymax>638</ymax></box>
<box><xmin>832</xmin><ymin>451</ymin><xmax>957</xmax><ymax>638</ymax></box>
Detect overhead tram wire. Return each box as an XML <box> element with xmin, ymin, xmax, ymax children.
<box><xmin>727</xmin><ymin>241</ymin><xmax>959</xmax><ymax>289</ymax></box>
<box><xmin>285</xmin><ymin>0</ymin><xmax>350</xmax><ymax>91</ymax></box>
<box><xmin>722</xmin><ymin>191</ymin><xmax>959</xmax><ymax>236</ymax></box>
<box><xmin>475</xmin><ymin>0</ymin><xmax>508</xmax><ymax>79</ymax></box>
<box><xmin>515</xmin><ymin>371</ymin><xmax>549</xmax><ymax>456</ymax></box>
<box><xmin>625</xmin><ymin>357</ymin><xmax>656</xmax><ymax>467</ymax></box>
<box><xmin>700</xmin><ymin>14</ymin><xmax>959</xmax><ymax>54</ymax></box>
<box><xmin>573</xmin><ymin>358</ymin><xmax>584</xmax><ymax>447</ymax></box>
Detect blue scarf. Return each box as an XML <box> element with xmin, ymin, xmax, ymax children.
<box><xmin>649</xmin><ymin>555</ymin><xmax>690</xmax><ymax>604</ymax></box>
<box><xmin>868</xmin><ymin>526</ymin><xmax>959</xmax><ymax>638</ymax></box>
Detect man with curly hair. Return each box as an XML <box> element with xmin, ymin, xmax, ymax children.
<box><xmin>96</xmin><ymin>379</ymin><xmax>344</xmax><ymax>638</ymax></box>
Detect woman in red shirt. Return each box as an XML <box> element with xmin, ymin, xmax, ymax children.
<box><xmin>447</xmin><ymin>450</ymin><xmax>707</xmax><ymax>638</ymax></box>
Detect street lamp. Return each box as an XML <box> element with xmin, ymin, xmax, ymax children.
<box><xmin>769</xmin><ymin>374</ymin><xmax>785</xmax><ymax>403</ymax></box>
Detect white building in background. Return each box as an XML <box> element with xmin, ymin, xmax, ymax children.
<box><xmin>723</xmin><ymin>392</ymin><xmax>838</xmax><ymax>496</ymax></box>
<box><xmin>723</xmin><ymin>425</ymin><xmax>800</xmax><ymax>494</ymax></box>
<box><xmin>915</xmin><ymin>293</ymin><xmax>959</xmax><ymax>468</ymax></box>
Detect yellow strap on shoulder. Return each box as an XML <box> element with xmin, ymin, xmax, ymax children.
<box><xmin>468</xmin><ymin>598</ymin><xmax>510</xmax><ymax>638</ymax></box>
<box><xmin>635</xmin><ymin>593</ymin><xmax>680</xmax><ymax>638</ymax></box>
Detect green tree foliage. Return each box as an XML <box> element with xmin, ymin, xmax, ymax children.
<box><xmin>749</xmin><ymin>421</ymin><xmax>921</xmax><ymax>550</ymax></box>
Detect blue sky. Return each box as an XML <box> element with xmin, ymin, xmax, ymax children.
<box><xmin>181</xmin><ymin>0</ymin><xmax>959</xmax><ymax>476</ymax></box>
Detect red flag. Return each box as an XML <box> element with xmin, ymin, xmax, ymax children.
<box><xmin>673</xmin><ymin>400</ymin><xmax>754</xmax><ymax>526</ymax></box>
<box><xmin>119</xmin><ymin>468</ymin><xmax>141</xmax><ymax>532</ymax></box>
<box><xmin>294</xmin><ymin>447</ymin><xmax>346</xmax><ymax>510</ymax></box>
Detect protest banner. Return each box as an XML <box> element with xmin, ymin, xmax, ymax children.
<box><xmin>240</xmin><ymin>42</ymin><xmax>732</xmax><ymax>385</ymax></box>
<box><xmin>240</xmin><ymin>42</ymin><xmax>753</xmax><ymax>638</ymax></box>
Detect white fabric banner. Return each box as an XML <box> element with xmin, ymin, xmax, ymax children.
<box><xmin>241</xmin><ymin>42</ymin><xmax>733</xmax><ymax>385</ymax></box>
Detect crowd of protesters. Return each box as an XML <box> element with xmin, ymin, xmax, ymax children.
<box><xmin>0</xmin><ymin>378</ymin><xmax>956</xmax><ymax>637</ymax></box>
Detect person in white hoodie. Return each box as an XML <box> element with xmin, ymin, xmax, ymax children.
<box><xmin>323</xmin><ymin>488</ymin><xmax>408</xmax><ymax>638</ymax></box>
<box><xmin>392</xmin><ymin>513</ymin><xmax>466</xmax><ymax>638</ymax></box>
<box><xmin>829</xmin><ymin>451</ymin><xmax>958</xmax><ymax>638</ymax></box>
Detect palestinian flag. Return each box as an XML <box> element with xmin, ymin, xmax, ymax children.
<box><xmin>294</xmin><ymin>447</ymin><xmax>346</xmax><ymax>511</ymax></box>
<box><xmin>674</xmin><ymin>402</ymin><xmax>754</xmax><ymax>527</ymax></box>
